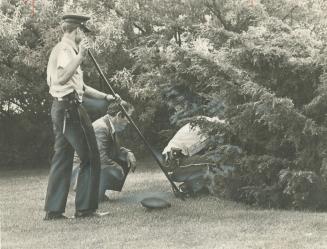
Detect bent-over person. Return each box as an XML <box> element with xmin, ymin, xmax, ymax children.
<box><xmin>71</xmin><ymin>101</ymin><xmax>136</xmax><ymax>202</ymax></box>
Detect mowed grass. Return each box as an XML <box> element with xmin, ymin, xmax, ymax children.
<box><xmin>1</xmin><ymin>159</ymin><xmax>327</xmax><ymax>249</ymax></box>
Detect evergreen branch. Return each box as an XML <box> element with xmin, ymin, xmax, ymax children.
<box><xmin>282</xmin><ymin>6</ymin><xmax>298</xmax><ymax>21</ymax></box>
<box><xmin>204</xmin><ymin>0</ymin><xmax>229</xmax><ymax>31</ymax></box>
<box><xmin>106</xmin><ymin>2</ymin><xmax>147</xmax><ymax>34</ymax></box>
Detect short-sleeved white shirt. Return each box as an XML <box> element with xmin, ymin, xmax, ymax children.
<box><xmin>46</xmin><ymin>37</ymin><xmax>84</xmax><ymax>99</ymax></box>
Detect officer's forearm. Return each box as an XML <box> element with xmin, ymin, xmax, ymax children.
<box><xmin>57</xmin><ymin>55</ymin><xmax>83</xmax><ymax>85</ymax></box>
<box><xmin>84</xmin><ymin>85</ymin><xmax>112</xmax><ymax>100</ymax></box>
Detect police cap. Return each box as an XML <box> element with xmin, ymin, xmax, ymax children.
<box><xmin>62</xmin><ymin>13</ymin><xmax>91</xmax><ymax>33</ymax></box>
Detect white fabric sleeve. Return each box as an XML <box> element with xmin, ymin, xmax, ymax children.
<box><xmin>57</xmin><ymin>49</ymin><xmax>71</xmax><ymax>69</ymax></box>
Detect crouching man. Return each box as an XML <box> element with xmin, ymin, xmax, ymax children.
<box><xmin>72</xmin><ymin>101</ymin><xmax>136</xmax><ymax>201</ymax></box>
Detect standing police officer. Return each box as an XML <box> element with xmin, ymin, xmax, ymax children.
<box><xmin>44</xmin><ymin>14</ymin><xmax>118</xmax><ymax>220</ymax></box>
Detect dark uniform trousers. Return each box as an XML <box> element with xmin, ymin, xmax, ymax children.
<box><xmin>44</xmin><ymin>98</ymin><xmax>101</xmax><ymax>213</ymax></box>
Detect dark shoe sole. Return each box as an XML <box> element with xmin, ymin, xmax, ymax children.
<box><xmin>43</xmin><ymin>214</ymin><xmax>68</xmax><ymax>221</ymax></box>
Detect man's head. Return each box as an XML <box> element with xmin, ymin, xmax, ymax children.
<box><xmin>107</xmin><ymin>101</ymin><xmax>134</xmax><ymax>132</ymax></box>
<box><xmin>61</xmin><ymin>14</ymin><xmax>91</xmax><ymax>44</ymax></box>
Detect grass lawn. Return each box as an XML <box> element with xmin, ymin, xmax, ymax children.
<box><xmin>1</xmin><ymin>159</ymin><xmax>327</xmax><ymax>249</ymax></box>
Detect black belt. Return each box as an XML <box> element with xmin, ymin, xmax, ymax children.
<box><xmin>53</xmin><ymin>92</ymin><xmax>80</xmax><ymax>104</ymax></box>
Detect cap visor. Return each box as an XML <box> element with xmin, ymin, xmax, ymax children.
<box><xmin>80</xmin><ymin>24</ymin><xmax>91</xmax><ymax>33</ymax></box>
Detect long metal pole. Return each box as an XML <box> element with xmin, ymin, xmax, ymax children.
<box><xmin>88</xmin><ymin>50</ymin><xmax>184</xmax><ymax>198</ymax></box>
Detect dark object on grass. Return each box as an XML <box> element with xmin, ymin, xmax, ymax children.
<box><xmin>140</xmin><ymin>197</ymin><xmax>171</xmax><ymax>209</ymax></box>
<box><xmin>170</xmin><ymin>164</ymin><xmax>211</xmax><ymax>196</ymax></box>
<box><xmin>179</xmin><ymin>175</ymin><xmax>209</xmax><ymax>195</ymax></box>
<box><xmin>170</xmin><ymin>164</ymin><xmax>208</xmax><ymax>182</ymax></box>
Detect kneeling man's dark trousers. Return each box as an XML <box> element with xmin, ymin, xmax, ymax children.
<box><xmin>44</xmin><ymin>99</ymin><xmax>100</xmax><ymax>213</ymax></box>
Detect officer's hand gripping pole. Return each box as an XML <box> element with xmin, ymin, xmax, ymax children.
<box><xmin>88</xmin><ymin>49</ymin><xmax>185</xmax><ymax>200</ymax></box>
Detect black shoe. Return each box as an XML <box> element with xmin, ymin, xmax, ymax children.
<box><xmin>44</xmin><ymin>212</ymin><xmax>68</xmax><ymax>221</ymax></box>
<box><xmin>74</xmin><ymin>210</ymin><xmax>110</xmax><ymax>218</ymax></box>
<box><xmin>99</xmin><ymin>195</ymin><xmax>110</xmax><ymax>202</ymax></box>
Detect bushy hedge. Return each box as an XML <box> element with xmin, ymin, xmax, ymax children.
<box><xmin>110</xmin><ymin>3</ymin><xmax>327</xmax><ymax>210</ymax></box>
